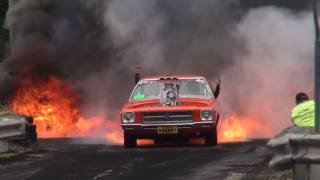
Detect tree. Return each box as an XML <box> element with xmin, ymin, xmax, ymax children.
<box><xmin>0</xmin><ymin>0</ymin><xmax>9</xmax><ymax>62</ymax></box>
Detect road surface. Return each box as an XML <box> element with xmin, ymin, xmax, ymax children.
<box><xmin>0</xmin><ymin>139</ymin><xmax>281</xmax><ymax>180</ymax></box>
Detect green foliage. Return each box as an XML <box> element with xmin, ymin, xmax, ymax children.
<box><xmin>0</xmin><ymin>0</ymin><xmax>9</xmax><ymax>62</ymax></box>
<box><xmin>0</xmin><ymin>142</ymin><xmax>40</xmax><ymax>157</ymax></box>
<box><xmin>0</xmin><ymin>1</ymin><xmax>8</xmax><ymax>24</ymax></box>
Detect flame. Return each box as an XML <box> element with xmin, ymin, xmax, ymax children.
<box><xmin>218</xmin><ymin>114</ymin><xmax>273</xmax><ymax>142</ymax></box>
<box><xmin>12</xmin><ymin>77</ymin><xmax>81</xmax><ymax>137</ymax></box>
<box><xmin>11</xmin><ymin>76</ymin><xmax>123</xmax><ymax>143</ymax></box>
<box><xmin>11</xmin><ymin>76</ymin><xmax>273</xmax><ymax>144</ymax></box>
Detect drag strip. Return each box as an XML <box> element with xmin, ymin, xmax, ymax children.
<box><xmin>0</xmin><ymin>139</ymin><xmax>276</xmax><ymax>180</ymax></box>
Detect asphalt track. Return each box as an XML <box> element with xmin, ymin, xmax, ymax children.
<box><xmin>0</xmin><ymin>139</ymin><xmax>278</xmax><ymax>180</ymax></box>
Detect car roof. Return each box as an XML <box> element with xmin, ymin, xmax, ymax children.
<box><xmin>141</xmin><ymin>75</ymin><xmax>205</xmax><ymax>81</ymax></box>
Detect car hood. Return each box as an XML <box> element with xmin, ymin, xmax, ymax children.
<box><xmin>122</xmin><ymin>98</ymin><xmax>214</xmax><ymax>112</ymax></box>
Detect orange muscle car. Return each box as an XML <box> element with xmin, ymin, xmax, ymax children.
<box><xmin>121</xmin><ymin>75</ymin><xmax>220</xmax><ymax>147</ymax></box>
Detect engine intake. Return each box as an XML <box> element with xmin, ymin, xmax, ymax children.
<box><xmin>159</xmin><ymin>78</ymin><xmax>180</xmax><ymax>106</ymax></box>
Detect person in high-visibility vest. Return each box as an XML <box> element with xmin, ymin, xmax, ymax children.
<box><xmin>291</xmin><ymin>92</ymin><xmax>315</xmax><ymax>127</ymax></box>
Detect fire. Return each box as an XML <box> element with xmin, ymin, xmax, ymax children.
<box><xmin>12</xmin><ymin>77</ymin><xmax>81</xmax><ymax>137</ymax></box>
<box><xmin>11</xmin><ymin>76</ymin><xmax>123</xmax><ymax>143</ymax></box>
<box><xmin>218</xmin><ymin>114</ymin><xmax>273</xmax><ymax>142</ymax></box>
<box><xmin>11</xmin><ymin>76</ymin><xmax>273</xmax><ymax>144</ymax></box>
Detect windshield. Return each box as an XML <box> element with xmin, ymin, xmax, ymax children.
<box><xmin>130</xmin><ymin>79</ymin><xmax>213</xmax><ymax>101</ymax></box>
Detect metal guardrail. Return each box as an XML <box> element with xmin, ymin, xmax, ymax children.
<box><xmin>290</xmin><ymin>135</ymin><xmax>320</xmax><ymax>164</ymax></box>
<box><xmin>0</xmin><ymin>116</ymin><xmax>35</xmax><ymax>153</ymax></box>
<box><xmin>268</xmin><ymin>133</ymin><xmax>302</xmax><ymax>170</ymax></box>
<box><xmin>290</xmin><ymin>135</ymin><xmax>320</xmax><ymax>180</ymax></box>
<box><xmin>0</xmin><ymin>116</ymin><xmax>27</xmax><ymax>140</ymax></box>
<box><xmin>267</xmin><ymin>127</ymin><xmax>320</xmax><ymax>180</ymax></box>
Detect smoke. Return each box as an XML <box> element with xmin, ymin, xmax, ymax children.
<box><xmin>4</xmin><ymin>0</ymin><xmax>123</xmax><ymax>115</ymax></box>
<box><xmin>104</xmin><ymin>0</ymin><xmax>243</xmax><ymax>75</ymax></box>
<box><xmin>97</xmin><ymin>0</ymin><xmax>246</xmax><ymax>118</ymax></box>
<box><xmin>4</xmin><ymin>0</ymin><xmax>245</xmax><ymax>115</ymax></box>
<box><xmin>103</xmin><ymin>1</ymin><xmax>314</xmax><ymax>136</ymax></box>
<box><xmin>2</xmin><ymin>0</ymin><xmax>314</xmax><ymax>139</ymax></box>
<box><xmin>220</xmin><ymin>7</ymin><xmax>313</xmax><ymax>135</ymax></box>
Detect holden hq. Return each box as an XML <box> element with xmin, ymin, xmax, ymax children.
<box><xmin>120</xmin><ymin>75</ymin><xmax>221</xmax><ymax>148</ymax></box>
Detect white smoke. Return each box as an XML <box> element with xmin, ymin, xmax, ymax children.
<box><xmin>103</xmin><ymin>0</ymin><xmax>241</xmax><ymax>75</ymax></box>
<box><xmin>104</xmin><ymin>2</ymin><xmax>314</xmax><ymax>138</ymax></box>
<box><xmin>220</xmin><ymin>7</ymin><xmax>313</xmax><ymax>136</ymax></box>
<box><xmin>104</xmin><ymin>0</ymin><xmax>166</xmax><ymax>71</ymax></box>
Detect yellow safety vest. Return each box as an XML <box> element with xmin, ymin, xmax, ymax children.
<box><xmin>291</xmin><ymin>100</ymin><xmax>315</xmax><ymax>127</ymax></box>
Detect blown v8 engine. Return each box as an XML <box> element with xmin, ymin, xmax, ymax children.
<box><xmin>159</xmin><ymin>78</ymin><xmax>180</xmax><ymax>106</ymax></box>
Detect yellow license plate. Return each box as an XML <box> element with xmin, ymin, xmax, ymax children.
<box><xmin>157</xmin><ymin>127</ymin><xmax>178</xmax><ymax>134</ymax></box>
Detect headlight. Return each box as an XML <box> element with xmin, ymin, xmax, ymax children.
<box><xmin>122</xmin><ymin>112</ymin><xmax>135</xmax><ymax>123</ymax></box>
<box><xmin>201</xmin><ymin>110</ymin><xmax>213</xmax><ymax>121</ymax></box>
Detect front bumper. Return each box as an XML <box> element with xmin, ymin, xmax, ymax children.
<box><xmin>121</xmin><ymin>121</ymin><xmax>216</xmax><ymax>137</ymax></box>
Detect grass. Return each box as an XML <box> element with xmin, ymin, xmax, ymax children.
<box><xmin>0</xmin><ymin>105</ymin><xmax>12</xmax><ymax>115</ymax></box>
<box><xmin>0</xmin><ymin>142</ymin><xmax>40</xmax><ymax>159</ymax></box>
<box><xmin>276</xmin><ymin>169</ymin><xmax>293</xmax><ymax>180</ymax></box>
<box><xmin>0</xmin><ymin>152</ymin><xmax>18</xmax><ymax>158</ymax></box>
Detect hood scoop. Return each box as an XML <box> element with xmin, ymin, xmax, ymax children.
<box><xmin>159</xmin><ymin>78</ymin><xmax>180</xmax><ymax>107</ymax></box>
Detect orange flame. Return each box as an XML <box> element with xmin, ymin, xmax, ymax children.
<box><xmin>12</xmin><ymin>77</ymin><xmax>82</xmax><ymax>137</ymax></box>
<box><xmin>11</xmin><ymin>76</ymin><xmax>123</xmax><ymax>143</ymax></box>
<box><xmin>11</xmin><ymin>76</ymin><xmax>273</xmax><ymax>144</ymax></box>
<box><xmin>218</xmin><ymin>114</ymin><xmax>273</xmax><ymax>142</ymax></box>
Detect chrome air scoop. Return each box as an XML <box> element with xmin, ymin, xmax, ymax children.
<box><xmin>159</xmin><ymin>78</ymin><xmax>180</xmax><ymax>106</ymax></box>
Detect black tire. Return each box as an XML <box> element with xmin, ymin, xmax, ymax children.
<box><xmin>204</xmin><ymin>128</ymin><xmax>218</xmax><ymax>146</ymax></box>
<box><xmin>23</xmin><ymin>125</ymin><xmax>38</xmax><ymax>146</ymax></box>
<box><xmin>154</xmin><ymin>138</ymin><xmax>164</xmax><ymax>144</ymax></box>
<box><xmin>154</xmin><ymin>139</ymin><xmax>160</xmax><ymax>144</ymax></box>
<box><xmin>124</xmin><ymin>133</ymin><xmax>137</xmax><ymax>148</ymax></box>
<box><xmin>29</xmin><ymin>125</ymin><xmax>38</xmax><ymax>144</ymax></box>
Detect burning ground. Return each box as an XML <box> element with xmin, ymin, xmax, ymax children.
<box><xmin>0</xmin><ymin>0</ymin><xmax>314</xmax><ymax>143</ymax></box>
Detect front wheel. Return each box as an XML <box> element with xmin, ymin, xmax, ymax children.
<box><xmin>124</xmin><ymin>133</ymin><xmax>137</xmax><ymax>148</ymax></box>
<box><xmin>204</xmin><ymin>129</ymin><xmax>218</xmax><ymax>146</ymax></box>
<box><xmin>154</xmin><ymin>139</ymin><xmax>164</xmax><ymax>144</ymax></box>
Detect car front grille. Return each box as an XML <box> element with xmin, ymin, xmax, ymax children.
<box><xmin>142</xmin><ymin>111</ymin><xmax>193</xmax><ymax>124</ymax></box>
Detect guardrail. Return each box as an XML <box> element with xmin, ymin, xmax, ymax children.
<box><xmin>0</xmin><ymin>116</ymin><xmax>37</xmax><ymax>153</ymax></box>
<box><xmin>268</xmin><ymin>127</ymin><xmax>320</xmax><ymax>180</ymax></box>
<box><xmin>0</xmin><ymin>116</ymin><xmax>27</xmax><ymax>140</ymax></box>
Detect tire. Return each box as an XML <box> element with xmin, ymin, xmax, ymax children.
<box><xmin>23</xmin><ymin>125</ymin><xmax>38</xmax><ymax>146</ymax></box>
<box><xmin>124</xmin><ymin>133</ymin><xmax>137</xmax><ymax>148</ymax></box>
<box><xmin>30</xmin><ymin>125</ymin><xmax>38</xmax><ymax>144</ymax></box>
<box><xmin>204</xmin><ymin>128</ymin><xmax>218</xmax><ymax>146</ymax></box>
<box><xmin>154</xmin><ymin>139</ymin><xmax>162</xmax><ymax>144</ymax></box>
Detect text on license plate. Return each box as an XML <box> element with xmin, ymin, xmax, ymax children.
<box><xmin>157</xmin><ymin>127</ymin><xmax>178</xmax><ymax>134</ymax></box>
